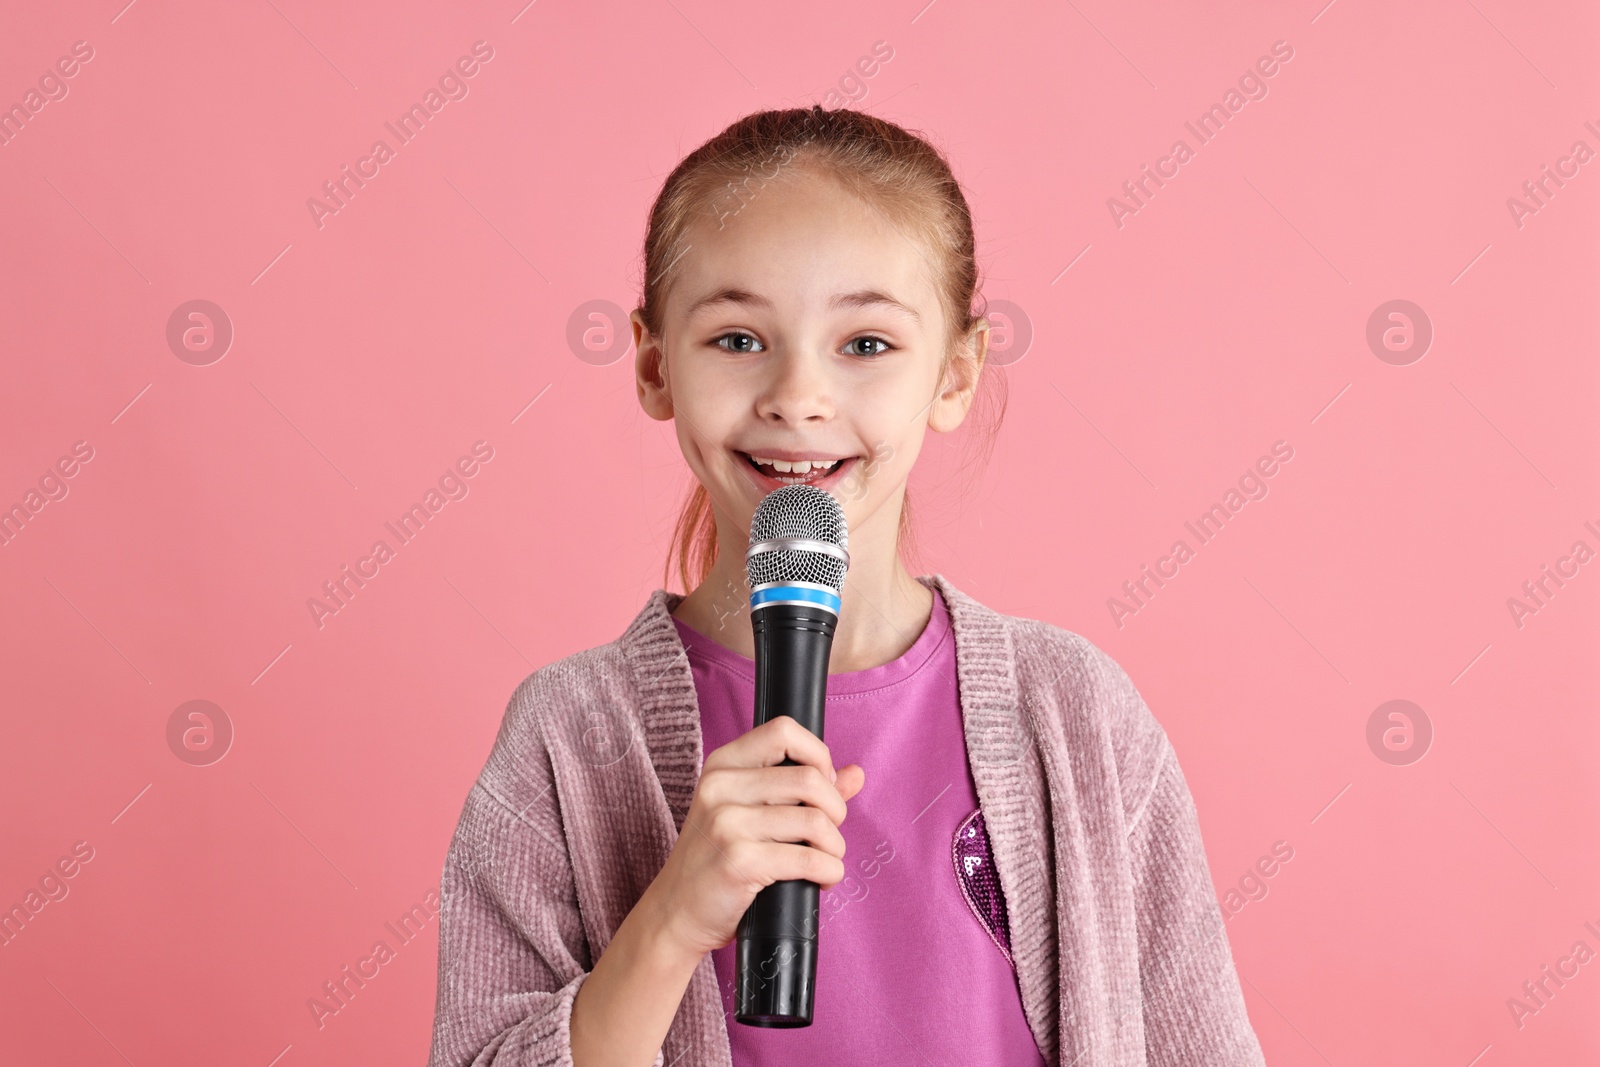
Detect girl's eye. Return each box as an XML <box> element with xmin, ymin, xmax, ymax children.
<box><xmin>845</xmin><ymin>335</ymin><xmax>894</xmax><ymax>359</ymax></box>
<box><xmin>712</xmin><ymin>331</ymin><xmax>764</xmax><ymax>354</ymax></box>
<box><xmin>711</xmin><ymin>332</ymin><xmax>894</xmax><ymax>357</ymax></box>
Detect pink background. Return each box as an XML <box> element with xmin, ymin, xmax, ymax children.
<box><xmin>2</xmin><ymin>0</ymin><xmax>1597</xmax><ymax>1063</ymax></box>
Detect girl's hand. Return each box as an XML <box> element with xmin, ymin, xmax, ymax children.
<box><xmin>643</xmin><ymin>714</ymin><xmax>866</xmax><ymax>961</ymax></box>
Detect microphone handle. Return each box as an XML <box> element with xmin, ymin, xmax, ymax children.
<box><xmin>734</xmin><ymin>601</ymin><xmax>837</xmax><ymax>1027</ymax></box>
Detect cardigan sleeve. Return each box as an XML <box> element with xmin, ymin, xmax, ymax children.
<box><xmin>426</xmin><ymin>685</ymin><xmax>667</xmax><ymax>1067</ymax></box>
<box><xmin>1126</xmin><ymin>736</ymin><xmax>1267</xmax><ymax>1066</ymax></box>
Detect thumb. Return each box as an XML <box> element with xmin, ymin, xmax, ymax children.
<box><xmin>835</xmin><ymin>763</ymin><xmax>866</xmax><ymax>800</ymax></box>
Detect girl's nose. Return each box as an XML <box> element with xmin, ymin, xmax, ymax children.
<box><xmin>756</xmin><ymin>348</ymin><xmax>835</xmax><ymax>425</ymax></box>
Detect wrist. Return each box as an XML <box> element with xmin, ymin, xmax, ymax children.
<box><xmin>627</xmin><ymin>885</ymin><xmax>705</xmax><ymax>978</ymax></box>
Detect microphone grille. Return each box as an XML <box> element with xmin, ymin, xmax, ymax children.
<box><xmin>746</xmin><ymin>484</ymin><xmax>848</xmax><ymax>594</ymax></box>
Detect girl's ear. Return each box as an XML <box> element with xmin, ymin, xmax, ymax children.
<box><xmin>927</xmin><ymin>319</ymin><xmax>990</xmax><ymax>434</ymax></box>
<box><xmin>633</xmin><ymin>310</ymin><xmax>674</xmax><ymax>421</ymax></box>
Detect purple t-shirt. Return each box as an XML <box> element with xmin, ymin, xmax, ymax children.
<box><xmin>672</xmin><ymin>587</ymin><xmax>1047</xmax><ymax>1065</ymax></box>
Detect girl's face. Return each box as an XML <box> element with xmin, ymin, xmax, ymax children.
<box><xmin>632</xmin><ymin>167</ymin><xmax>987</xmax><ymax>555</ymax></box>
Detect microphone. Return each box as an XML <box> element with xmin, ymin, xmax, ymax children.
<box><xmin>734</xmin><ymin>483</ymin><xmax>850</xmax><ymax>1028</ymax></box>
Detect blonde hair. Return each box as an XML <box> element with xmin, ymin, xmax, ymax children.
<box><xmin>636</xmin><ymin>105</ymin><xmax>1006</xmax><ymax>594</ymax></box>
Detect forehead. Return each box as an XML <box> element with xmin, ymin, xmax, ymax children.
<box><xmin>667</xmin><ymin>169</ymin><xmax>940</xmax><ymax>320</ymax></box>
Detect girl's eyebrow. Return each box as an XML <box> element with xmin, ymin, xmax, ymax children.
<box><xmin>685</xmin><ymin>287</ymin><xmax>921</xmax><ymax>323</ymax></box>
<box><xmin>684</xmin><ymin>287</ymin><xmax>769</xmax><ymax>319</ymax></box>
<box><xmin>836</xmin><ymin>289</ymin><xmax>921</xmax><ymax>323</ymax></box>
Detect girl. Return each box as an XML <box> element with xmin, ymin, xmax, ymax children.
<box><xmin>427</xmin><ymin>106</ymin><xmax>1266</xmax><ymax>1067</ymax></box>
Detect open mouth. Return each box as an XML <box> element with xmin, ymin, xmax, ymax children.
<box><xmin>737</xmin><ymin>452</ymin><xmax>855</xmax><ymax>488</ymax></box>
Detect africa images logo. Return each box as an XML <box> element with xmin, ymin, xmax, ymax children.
<box><xmin>305</xmin><ymin>41</ymin><xmax>495</xmax><ymax>230</ymax></box>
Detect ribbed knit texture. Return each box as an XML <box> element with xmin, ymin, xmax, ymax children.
<box><xmin>427</xmin><ymin>574</ymin><xmax>1267</xmax><ymax>1066</ymax></box>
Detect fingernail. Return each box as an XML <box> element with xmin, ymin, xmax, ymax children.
<box><xmin>829</xmin><ymin>767</ymin><xmax>837</xmax><ymax>783</ymax></box>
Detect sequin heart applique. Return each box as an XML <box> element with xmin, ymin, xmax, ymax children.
<box><xmin>952</xmin><ymin>807</ymin><xmax>1014</xmax><ymax>968</ymax></box>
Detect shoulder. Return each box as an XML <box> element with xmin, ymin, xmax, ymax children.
<box><xmin>474</xmin><ymin>586</ymin><xmax>684</xmax><ymax>799</ymax></box>
<box><xmin>501</xmin><ymin>587</ymin><xmax>681</xmax><ymax>727</ymax></box>
<box><xmin>459</xmin><ymin>638</ymin><xmax>640</xmax><ymax>863</ymax></box>
<box><xmin>995</xmin><ymin>607</ymin><xmax>1174</xmax><ymax>829</ymax></box>
<box><xmin>488</xmin><ymin>638</ymin><xmax>635</xmax><ymax>777</ymax></box>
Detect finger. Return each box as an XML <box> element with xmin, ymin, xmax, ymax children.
<box><xmin>834</xmin><ymin>763</ymin><xmax>866</xmax><ymax>802</ymax></box>
<box><xmin>775</xmin><ymin>715</ymin><xmax>849</xmax><ymax>786</ymax></box>
<box><xmin>759</xmin><ymin>715</ymin><xmax>836</xmax><ymax>779</ymax></box>
<box><xmin>711</xmin><ymin>765</ymin><xmax>847</xmax><ymax>824</ymax></box>
<box><xmin>749</xmin><ymin>840</ymin><xmax>846</xmax><ymax>891</ymax></box>
<box><xmin>746</xmin><ymin>803</ymin><xmax>848</xmax><ymax>858</ymax></box>
<box><xmin>719</xmin><ymin>715</ymin><xmax>838</xmax><ymax>781</ymax></box>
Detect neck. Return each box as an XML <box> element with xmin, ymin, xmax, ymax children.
<box><xmin>669</xmin><ymin>500</ymin><xmax>936</xmax><ymax>673</ymax></box>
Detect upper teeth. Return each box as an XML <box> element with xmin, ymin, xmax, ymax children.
<box><xmin>751</xmin><ymin>456</ymin><xmax>836</xmax><ymax>475</ymax></box>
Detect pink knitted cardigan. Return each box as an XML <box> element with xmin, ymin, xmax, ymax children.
<box><xmin>427</xmin><ymin>573</ymin><xmax>1267</xmax><ymax>1066</ymax></box>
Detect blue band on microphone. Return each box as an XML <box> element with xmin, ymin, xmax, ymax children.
<box><xmin>749</xmin><ymin>584</ymin><xmax>841</xmax><ymax>614</ymax></box>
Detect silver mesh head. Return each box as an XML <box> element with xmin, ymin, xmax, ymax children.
<box><xmin>746</xmin><ymin>484</ymin><xmax>849</xmax><ymax>593</ymax></box>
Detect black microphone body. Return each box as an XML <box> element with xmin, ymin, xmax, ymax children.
<box><xmin>734</xmin><ymin>482</ymin><xmax>850</xmax><ymax>1028</ymax></box>
<box><xmin>734</xmin><ymin>601</ymin><xmax>838</xmax><ymax>1026</ymax></box>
